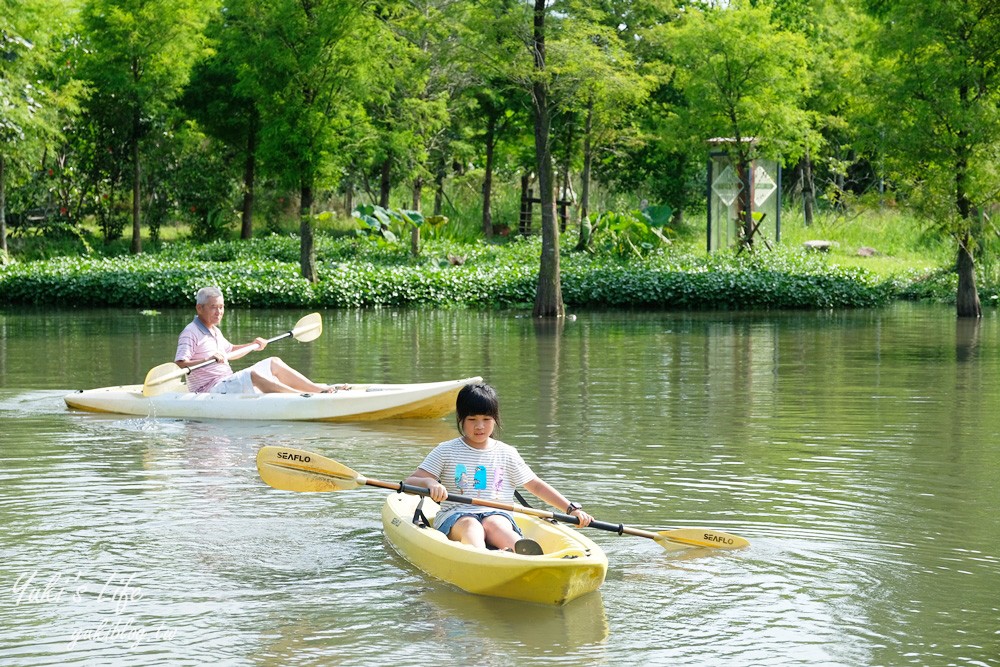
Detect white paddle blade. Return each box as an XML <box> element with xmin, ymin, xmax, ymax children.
<box><xmin>291</xmin><ymin>313</ymin><xmax>323</xmax><ymax>343</ymax></box>
<box><xmin>142</xmin><ymin>362</ymin><xmax>188</xmax><ymax>396</ymax></box>
<box><xmin>142</xmin><ymin>376</ymin><xmax>186</xmax><ymax>397</ymax></box>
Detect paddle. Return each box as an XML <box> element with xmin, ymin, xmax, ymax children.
<box><xmin>141</xmin><ymin>312</ymin><xmax>323</xmax><ymax>397</ymax></box>
<box><xmin>255</xmin><ymin>445</ymin><xmax>750</xmax><ymax>551</ymax></box>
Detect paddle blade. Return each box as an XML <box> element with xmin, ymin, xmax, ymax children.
<box><xmin>655</xmin><ymin>528</ymin><xmax>750</xmax><ymax>550</ymax></box>
<box><xmin>290</xmin><ymin>313</ymin><xmax>322</xmax><ymax>343</ymax></box>
<box><xmin>256</xmin><ymin>446</ymin><xmax>364</xmax><ymax>493</ymax></box>
<box><xmin>142</xmin><ymin>362</ymin><xmax>188</xmax><ymax>396</ymax></box>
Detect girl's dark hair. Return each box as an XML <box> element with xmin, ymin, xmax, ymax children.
<box><xmin>455</xmin><ymin>383</ymin><xmax>502</xmax><ymax>433</ymax></box>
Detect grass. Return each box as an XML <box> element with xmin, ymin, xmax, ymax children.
<box><xmin>5</xmin><ymin>193</ymin><xmax>988</xmax><ymax>307</ymax></box>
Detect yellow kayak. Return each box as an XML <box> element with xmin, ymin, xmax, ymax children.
<box><xmin>381</xmin><ymin>492</ymin><xmax>608</xmax><ymax>606</ymax></box>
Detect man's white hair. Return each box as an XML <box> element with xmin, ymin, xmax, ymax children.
<box><xmin>196</xmin><ymin>286</ymin><xmax>223</xmax><ymax>305</ymax></box>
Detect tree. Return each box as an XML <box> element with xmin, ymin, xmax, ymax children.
<box><xmin>544</xmin><ymin>1</ymin><xmax>654</xmax><ymax>245</ymax></box>
<box><xmin>663</xmin><ymin>2</ymin><xmax>814</xmax><ymax>250</ymax></box>
<box><xmin>446</xmin><ymin>0</ymin><xmax>532</xmax><ymax>238</ymax></box>
<box><xmin>183</xmin><ymin>10</ymin><xmax>263</xmax><ymax>240</ymax></box>
<box><xmin>585</xmin><ymin>2</ymin><xmax>695</xmax><ymax>229</ymax></box>
<box><xmin>79</xmin><ymin>0</ymin><xmax>216</xmax><ymax>254</ymax></box>
<box><xmin>468</xmin><ymin>88</ymin><xmax>523</xmax><ymax>237</ymax></box>
<box><xmin>769</xmin><ymin>0</ymin><xmax>872</xmax><ymax>225</ymax></box>
<box><xmin>0</xmin><ymin>0</ymin><xmax>83</xmax><ymax>256</ymax></box>
<box><xmin>0</xmin><ymin>13</ymin><xmax>38</xmax><ymax>257</ymax></box>
<box><xmin>864</xmin><ymin>0</ymin><xmax>1000</xmax><ymax>318</ymax></box>
<box><xmin>364</xmin><ymin>0</ymin><xmax>453</xmax><ymax>229</ymax></box>
<box><xmin>529</xmin><ymin>0</ymin><xmax>563</xmax><ymax>318</ymax></box>
<box><xmin>228</xmin><ymin>0</ymin><xmax>373</xmax><ymax>282</ymax></box>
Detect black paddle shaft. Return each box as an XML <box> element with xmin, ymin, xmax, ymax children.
<box><xmin>184</xmin><ymin>329</ymin><xmax>295</xmax><ymax>374</ymax></box>
<box><xmin>376</xmin><ymin>480</ymin><xmax>628</xmax><ymax>535</ymax></box>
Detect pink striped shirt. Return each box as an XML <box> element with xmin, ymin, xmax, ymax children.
<box><xmin>174</xmin><ymin>318</ymin><xmax>235</xmax><ymax>393</ymax></box>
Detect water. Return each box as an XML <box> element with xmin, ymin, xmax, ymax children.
<box><xmin>1</xmin><ymin>304</ymin><xmax>998</xmax><ymax>666</ymax></box>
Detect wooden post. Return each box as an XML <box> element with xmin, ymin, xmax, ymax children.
<box><xmin>520</xmin><ymin>180</ymin><xmax>533</xmax><ymax>236</ymax></box>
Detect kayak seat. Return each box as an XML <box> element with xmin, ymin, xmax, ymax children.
<box><xmin>411</xmin><ymin>495</ymin><xmax>432</xmax><ymax>528</ymax></box>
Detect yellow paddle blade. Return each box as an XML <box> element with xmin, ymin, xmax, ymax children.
<box><xmin>142</xmin><ymin>362</ymin><xmax>188</xmax><ymax>396</ymax></box>
<box><xmin>290</xmin><ymin>313</ymin><xmax>322</xmax><ymax>343</ymax></box>
<box><xmin>655</xmin><ymin>528</ymin><xmax>750</xmax><ymax>550</ymax></box>
<box><xmin>256</xmin><ymin>446</ymin><xmax>364</xmax><ymax>492</ymax></box>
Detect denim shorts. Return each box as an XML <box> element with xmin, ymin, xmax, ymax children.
<box><xmin>435</xmin><ymin>511</ymin><xmax>523</xmax><ymax>537</ymax></box>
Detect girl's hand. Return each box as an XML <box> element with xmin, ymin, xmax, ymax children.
<box><xmin>427</xmin><ymin>482</ymin><xmax>448</xmax><ymax>503</ymax></box>
<box><xmin>570</xmin><ymin>508</ymin><xmax>593</xmax><ymax>528</ymax></box>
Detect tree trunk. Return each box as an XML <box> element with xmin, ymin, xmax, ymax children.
<box><xmin>240</xmin><ymin>114</ymin><xmax>258</xmax><ymax>240</ymax></box>
<box><xmin>482</xmin><ymin>109</ymin><xmax>497</xmax><ymax>238</ymax></box>
<box><xmin>531</xmin><ymin>0</ymin><xmax>564</xmax><ymax>319</ymax></box>
<box><xmin>559</xmin><ymin>169</ymin><xmax>570</xmax><ymax>233</ymax></box>
<box><xmin>411</xmin><ymin>176</ymin><xmax>422</xmax><ymax>256</ymax></box>
<box><xmin>834</xmin><ymin>149</ymin><xmax>845</xmax><ymax>212</ymax></box>
<box><xmin>300</xmin><ymin>182</ymin><xmax>317</xmax><ymax>283</ymax></box>
<box><xmin>379</xmin><ymin>158</ymin><xmax>391</xmax><ymax>208</ymax></box>
<box><xmin>344</xmin><ymin>178</ymin><xmax>354</xmax><ymax>215</ymax></box>
<box><xmin>737</xmin><ymin>154</ymin><xmax>754</xmax><ymax>251</ymax></box>
<box><xmin>412</xmin><ymin>176</ymin><xmax>422</xmax><ymax>211</ymax></box>
<box><xmin>577</xmin><ymin>98</ymin><xmax>593</xmax><ymax>250</ymax></box>
<box><xmin>559</xmin><ymin>122</ymin><xmax>575</xmax><ymax>234</ymax></box>
<box><xmin>802</xmin><ymin>150</ymin><xmax>815</xmax><ymax>227</ymax></box>
<box><xmin>955</xmin><ymin>149</ymin><xmax>980</xmax><ymax>318</ymax></box>
<box><xmin>433</xmin><ymin>161</ymin><xmax>445</xmax><ymax>216</ymax></box>
<box><xmin>954</xmin><ymin>139</ymin><xmax>981</xmax><ymax>318</ymax></box>
<box><xmin>130</xmin><ymin>109</ymin><xmax>142</xmax><ymax>255</ymax></box>
<box><xmin>956</xmin><ymin>236</ymin><xmax>981</xmax><ymax>318</ymax></box>
<box><xmin>0</xmin><ymin>154</ymin><xmax>7</xmax><ymax>255</ymax></box>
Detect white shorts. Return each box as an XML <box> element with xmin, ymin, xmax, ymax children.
<box><xmin>209</xmin><ymin>357</ymin><xmax>277</xmax><ymax>395</ymax></box>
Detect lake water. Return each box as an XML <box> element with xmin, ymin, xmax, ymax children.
<box><xmin>1</xmin><ymin>304</ymin><xmax>998</xmax><ymax>666</ymax></box>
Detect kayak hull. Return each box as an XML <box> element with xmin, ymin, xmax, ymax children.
<box><xmin>64</xmin><ymin>377</ymin><xmax>481</xmax><ymax>422</ymax></box>
<box><xmin>382</xmin><ymin>492</ymin><xmax>607</xmax><ymax>606</ymax></box>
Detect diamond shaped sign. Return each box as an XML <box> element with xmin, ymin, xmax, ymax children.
<box><xmin>753</xmin><ymin>166</ymin><xmax>777</xmax><ymax>207</ymax></box>
<box><xmin>711</xmin><ymin>165</ymin><xmax>743</xmax><ymax>207</ymax></box>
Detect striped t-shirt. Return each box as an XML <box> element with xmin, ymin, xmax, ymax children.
<box><xmin>418</xmin><ymin>436</ymin><xmax>536</xmax><ymax>529</ymax></box>
<box><xmin>174</xmin><ymin>317</ymin><xmax>235</xmax><ymax>392</ymax></box>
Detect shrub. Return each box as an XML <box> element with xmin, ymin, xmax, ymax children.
<box><xmin>0</xmin><ymin>236</ymin><xmax>902</xmax><ymax>310</ymax></box>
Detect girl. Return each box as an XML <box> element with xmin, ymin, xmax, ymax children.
<box><xmin>404</xmin><ymin>383</ymin><xmax>593</xmax><ymax>552</ymax></box>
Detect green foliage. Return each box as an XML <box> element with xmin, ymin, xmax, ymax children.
<box><xmin>582</xmin><ymin>207</ymin><xmax>673</xmax><ymax>258</ymax></box>
<box><xmin>863</xmin><ymin>1</ymin><xmax>1000</xmax><ymax>242</ymax></box>
<box><xmin>0</xmin><ymin>235</ymin><xmax>903</xmax><ymax>310</ymax></box>
<box><xmin>1</xmin><ymin>0</ymin><xmax>86</xmax><ymax>252</ymax></box>
<box><xmin>662</xmin><ymin>4</ymin><xmax>815</xmax><ymax>164</ymax></box>
<box><xmin>353</xmin><ymin>204</ymin><xmax>398</xmax><ymax>242</ymax></box>
<box><xmin>5</xmin><ymin>0</ymin><xmax>1000</xmax><ymax>317</ymax></box>
<box><xmin>78</xmin><ymin>0</ymin><xmax>219</xmax><ymax>251</ymax></box>
<box><xmin>352</xmin><ymin>204</ymin><xmax>447</xmax><ymax>254</ymax></box>
<box><xmin>169</xmin><ymin>131</ymin><xmax>240</xmax><ymax>241</ymax></box>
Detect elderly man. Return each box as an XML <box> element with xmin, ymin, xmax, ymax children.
<box><xmin>175</xmin><ymin>286</ymin><xmax>334</xmax><ymax>394</ymax></box>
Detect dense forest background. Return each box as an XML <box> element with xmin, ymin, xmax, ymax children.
<box><xmin>3</xmin><ymin>0</ymin><xmax>1000</xmax><ymax>315</ymax></box>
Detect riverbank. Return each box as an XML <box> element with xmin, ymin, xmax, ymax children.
<box><xmin>0</xmin><ymin>234</ymin><xmax>964</xmax><ymax>310</ymax></box>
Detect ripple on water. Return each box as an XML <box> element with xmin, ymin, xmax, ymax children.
<box><xmin>3</xmin><ymin>307</ymin><xmax>1000</xmax><ymax>667</ymax></box>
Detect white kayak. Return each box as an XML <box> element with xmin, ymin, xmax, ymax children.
<box><xmin>64</xmin><ymin>376</ymin><xmax>482</xmax><ymax>422</ymax></box>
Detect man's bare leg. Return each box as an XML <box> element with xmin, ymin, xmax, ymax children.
<box><xmin>249</xmin><ymin>358</ymin><xmax>327</xmax><ymax>393</ymax></box>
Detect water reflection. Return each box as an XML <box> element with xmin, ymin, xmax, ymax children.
<box><xmin>2</xmin><ymin>305</ymin><xmax>1000</xmax><ymax>666</ymax></box>
<box><xmin>954</xmin><ymin>317</ymin><xmax>981</xmax><ymax>362</ymax></box>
